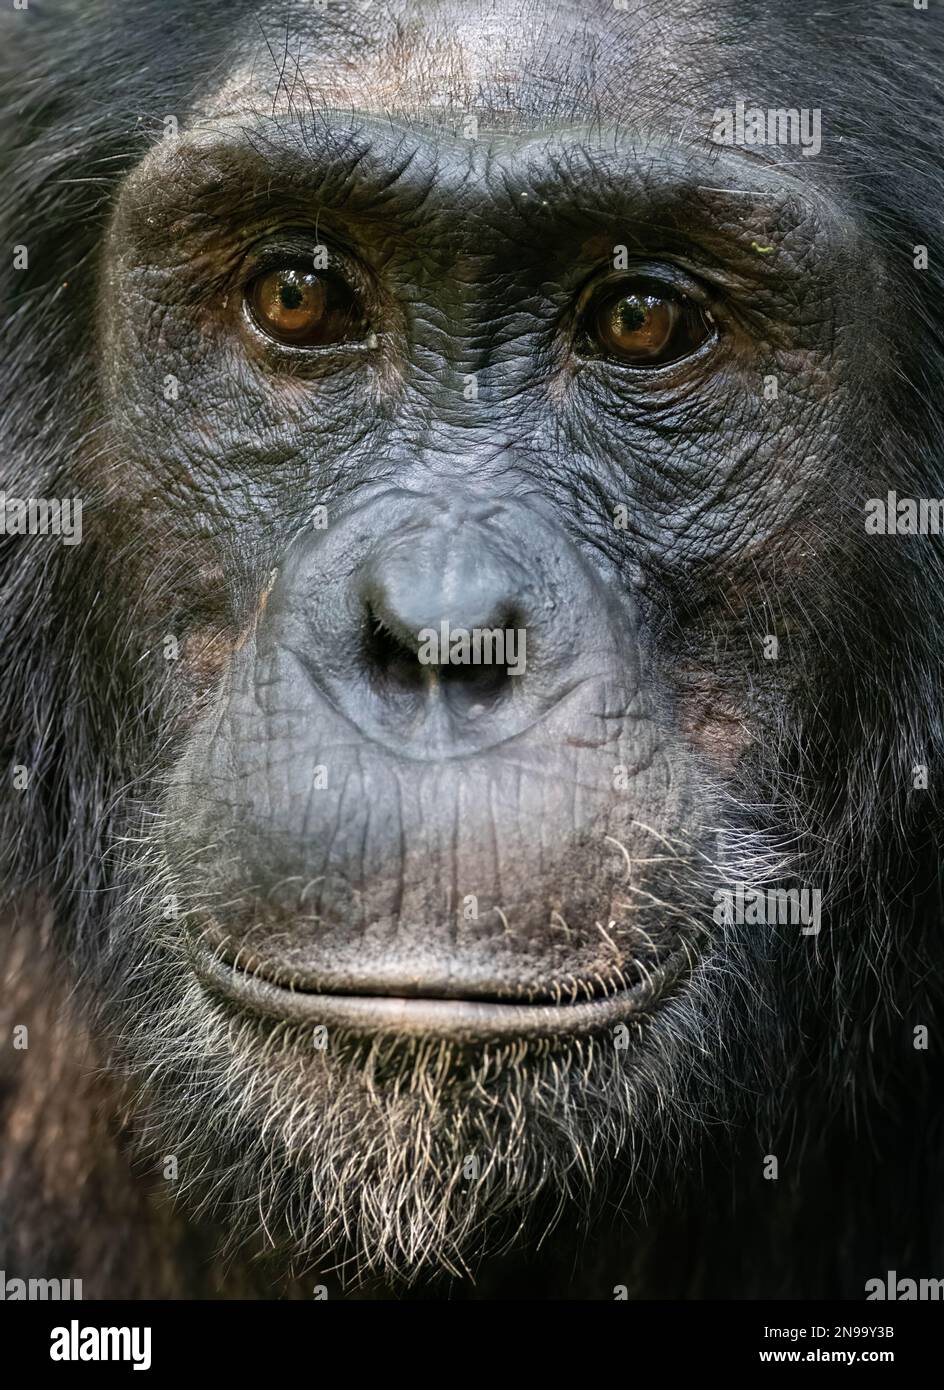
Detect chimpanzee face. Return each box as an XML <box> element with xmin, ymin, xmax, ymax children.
<box><xmin>86</xmin><ymin>0</ymin><xmax>889</xmax><ymax>1280</ymax></box>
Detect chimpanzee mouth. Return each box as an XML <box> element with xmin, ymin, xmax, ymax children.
<box><xmin>188</xmin><ymin>931</ymin><xmax>692</xmax><ymax>1040</ymax></box>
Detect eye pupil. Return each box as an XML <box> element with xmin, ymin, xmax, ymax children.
<box><xmin>279</xmin><ymin>280</ymin><xmax>305</xmax><ymax>311</ymax></box>
<box><xmin>615</xmin><ymin>297</ymin><xmax>648</xmax><ymax>334</ymax></box>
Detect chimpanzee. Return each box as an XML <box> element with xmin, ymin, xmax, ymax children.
<box><xmin>1</xmin><ymin>0</ymin><xmax>942</xmax><ymax>1299</ymax></box>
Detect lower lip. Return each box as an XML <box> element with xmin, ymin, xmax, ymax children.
<box><xmin>190</xmin><ymin>941</ymin><xmax>688</xmax><ymax>1040</ymax></box>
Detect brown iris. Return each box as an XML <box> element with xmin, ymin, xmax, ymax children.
<box><xmin>247</xmin><ymin>267</ymin><xmax>363</xmax><ymax>347</ymax></box>
<box><xmin>590</xmin><ymin>286</ymin><xmax>712</xmax><ymax>366</ymax></box>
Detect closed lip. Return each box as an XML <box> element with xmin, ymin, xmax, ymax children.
<box><xmin>189</xmin><ymin>935</ymin><xmax>690</xmax><ymax>1040</ymax></box>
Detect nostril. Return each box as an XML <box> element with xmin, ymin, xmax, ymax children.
<box><xmin>361</xmin><ymin>602</ymin><xmax>521</xmax><ymax>712</ymax></box>
<box><xmin>439</xmin><ymin>653</ymin><xmax>512</xmax><ymax>713</ymax></box>
<box><xmin>362</xmin><ymin>607</ymin><xmax>428</xmax><ymax>693</ymax></box>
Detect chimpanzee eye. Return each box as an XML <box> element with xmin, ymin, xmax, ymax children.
<box><xmin>584</xmin><ymin>282</ymin><xmax>714</xmax><ymax>367</ymax></box>
<box><xmin>246</xmin><ymin>266</ymin><xmax>365</xmax><ymax>347</ymax></box>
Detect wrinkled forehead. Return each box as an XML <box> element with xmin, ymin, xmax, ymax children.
<box><xmin>114</xmin><ymin>0</ymin><xmax>849</xmax><ymax>272</ymax></box>
<box><xmin>202</xmin><ymin>0</ymin><xmax>725</xmax><ymax>134</ymax></box>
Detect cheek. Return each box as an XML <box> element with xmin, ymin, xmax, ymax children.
<box><xmin>680</xmin><ymin>701</ymin><xmax>753</xmax><ymax>768</ymax></box>
<box><xmin>177</xmin><ymin>575</ymin><xmax>277</xmax><ymax>703</ymax></box>
<box><xmin>674</xmin><ymin>672</ymin><xmax>754</xmax><ymax>770</ymax></box>
<box><xmin>178</xmin><ymin>627</ymin><xmax>238</xmax><ymax>696</ymax></box>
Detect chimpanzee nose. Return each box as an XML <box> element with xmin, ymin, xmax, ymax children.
<box><xmin>262</xmin><ymin>489</ymin><xmax>632</xmax><ymax>757</ymax></box>
<box><xmin>362</xmin><ymin>537</ymin><xmax>522</xmax><ymax>649</ymax></box>
<box><xmin>357</xmin><ymin>520</ymin><xmax>528</xmax><ymax>708</ymax></box>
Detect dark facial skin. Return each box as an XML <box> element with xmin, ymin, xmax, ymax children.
<box><xmin>47</xmin><ymin>0</ymin><xmax>925</xmax><ymax>1287</ymax></box>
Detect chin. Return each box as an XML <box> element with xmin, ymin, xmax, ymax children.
<box><xmin>95</xmin><ymin>796</ymin><xmax>776</xmax><ymax>1288</ymax></box>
